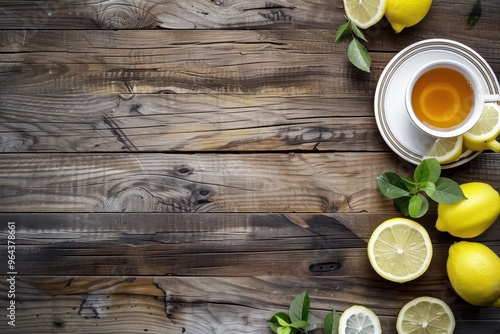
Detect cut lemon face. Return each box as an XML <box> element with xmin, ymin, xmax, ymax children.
<box><xmin>463</xmin><ymin>103</ymin><xmax>500</xmax><ymax>152</ymax></box>
<box><xmin>339</xmin><ymin>305</ymin><xmax>382</xmax><ymax>334</ymax></box>
<box><xmin>343</xmin><ymin>0</ymin><xmax>387</xmax><ymax>29</ymax></box>
<box><xmin>396</xmin><ymin>296</ymin><xmax>455</xmax><ymax>334</ymax></box>
<box><xmin>423</xmin><ymin>135</ymin><xmax>463</xmax><ymax>164</ymax></box>
<box><xmin>367</xmin><ymin>218</ymin><xmax>433</xmax><ymax>283</ymax></box>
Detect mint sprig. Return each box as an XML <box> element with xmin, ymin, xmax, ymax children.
<box><xmin>268</xmin><ymin>291</ymin><xmax>315</xmax><ymax>334</ymax></box>
<box><xmin>377</xmin><ymin>158</ymin><xmax>467</xmax><ymax>218</ymax></box>
<box><xmin>268</xmin><ymin>291</ymin><xmax>339</xmax><ymax>334</ymax></box>
<box><xmin>335</xmin><ymin>19</ymin><xmax>371</xmax><ymax>72</ymax></box>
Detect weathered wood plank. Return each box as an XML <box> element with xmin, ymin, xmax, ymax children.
<box><xmin>1</xmin><ymin>29</ymin><xmax>499</xmax><ymax>95</ymax></box>
<box><xmin>0</xmin><ymin>29</ymin><xmax>383</xmax><ymax>94</ymax></box>
<box><xmin>0</xmin><ymin>273</ymin><xmax>499</xmax><ymax>333</ymax></box>
<box><xmin>0</xmin><ymin>0</ymin><xmax>343</xmax><ymax>30</ymax></box>
<box><xmin>0</xmin><ymin>0</ymin><xmax>498</xmax><ymax>37</ymax></box>
<box><xmin>0</xmin><ymin>93</ymin><xmax>383</xmax><ymax>153</ymax></box>
<box><xmin>1</xmin><ymin>153</ymin><xmax>499</xmax><ymax>213</ymax></box>
<box><xmin>0</xmin><ymin>212</ymin><xmax>498</xmax><ymax>277</ymax></box>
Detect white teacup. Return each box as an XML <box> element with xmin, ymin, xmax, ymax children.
<box><xmin>405</xmin><ymin>59</ymin><xmax>500</xmax><ymax>138</ymax></box>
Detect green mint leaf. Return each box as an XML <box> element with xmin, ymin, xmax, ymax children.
<box><xmin>335</xmin><ymin>21</ymin><xmax>352</xmax><ymax>42</ymax></box>
<box><xmin>394</xmin><ymin>196</ymin><xmax>412</xmax><ymax>216</ymax></box>
<box><xmin>289</xmin><ymin>320</ymin><xmax>309</xmax><ymax>329</ymax></box>
<box><xmin>289</xmin><ymin>291</ymin><xmax>310</xmax><ymax>323</ymax></box>
<box><xmin>347</xmin><ymin>38</ymin><xmax>371</xmax><ymax>72</ymax></box>
<box><xmin>408</xmin><ymin>195</ymin><xmax>422</xmax><ymax>218</ymax></box>
<box><xmin>429</xmin><ymin>177</ymin><xmax>467</xmax><ymax>204</ymax></box>
<box><xmin>421</xmin><ymin>181</ymin><xmax>436</xmax><ymax>197</ymax></box>
<box><xmin>467</xmin><ymin>0</ymin><xmax>481</xmax><ymax>29</ymax></box>
<box><xmin>277</xmin><ymin>326</ymin><xmax>292</xmax><ymax>334</ymax></box>
<box><xmin>324</xmin><ymin>310</ymin><xmax>340</xmax><ymax>334</ymax></box>
<box><xmin>377</xmin><ymin>172</ymin><xmax>410</xmax><ymax>199</ymax></box>
<box><xmin>350</xmin><ymin>21</ymin><xmax>368</xmax><ymax>42</ymax></box>
<box><xmin>409</xmin><ymin>193</ymin><xmax>429</xmax><ymax>218</ymax></box>
<box><xmin>269</xmin><ymin>312</ymin><xmax>291</xmax><ymax>333</ymax></box>
<box><xmin>403</xmin><ymin>177</ymin><xmax>418</xmax><ymax>194</ymax></box>
<box><xmin>414</xmin><ymin>158</ymin><xmax>441</xmax><ymax>184</ymax></box>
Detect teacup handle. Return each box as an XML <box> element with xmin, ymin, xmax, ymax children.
<box><xmin>484</xmin><ymin>94</ymin><xmax>500</xmax><ymax>102</ymax></box>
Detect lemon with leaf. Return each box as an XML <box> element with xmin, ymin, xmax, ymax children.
<box><xmin>436</xmin><ymin>182</ymin><xmax>500</xmax><ymax>238</ymax></box>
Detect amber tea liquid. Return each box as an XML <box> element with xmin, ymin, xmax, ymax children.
<box><xmin>411</xmin><ymin>67</ymin><xmax>474</xmax><ymax>129</ymax></box>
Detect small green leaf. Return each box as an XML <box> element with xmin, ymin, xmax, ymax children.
<box><xmin>403</xmin><ymin>177</ymin><xmax>417</xmax><ymax>194</ymax></box>
<box><xmin>324</xmin><ymin>310</ymin><xmax>340</xmax><ymax>334</ymax></box>
<box><xmin>289</xmin><ymin>291</ymin><xmax>310</xmax><ymax>323</ymax></box>
<box><xmin>269</xmin><ymin>313</ymin><xmax>291</xmax><ymax>333</ymax></box>
<box><xmin>408</xmin><ymin>195</ymin><xmax>422</xmax><ymax>218</ymax></box>
<box><xmin>414</xmin><ymin>158</ymin><xmax>441</xmax><ymax>184</ymax></box>
<box><xmin>394</xmin><ymin>196</ymin><xmax>412</xmax><ymax>216</ymax></box>
<box><xmin>429</xmin><ymin>177</ymin><xmax>467</xmax><ymax>204</ymax></box>
<box><xmin>409</xmin><ymin>193</ymin><xmax>429</xmax><ymax>218</ymax></box>
<box><xmin>350</xmin><ymin>21</ymin><xmax>368</xmax><ymax>42</ymax></box>
<box><xmin>421</xmin><ymin>181</ymin><xmax>436</xmax><ymax>197</ymax></box>
<box><xmin>277</xmin><ymin>326</ymin><xmax>292</xmax><ymax>334</ymax></box>
<box><xmin>289</xmin><ymin>320</ymin><xmax>309</xmax><ymax>329</ymax></box>
<box><xmin>467</xmin><ymin>0</ymin><xmax>481</xmax><ymax>29</ymax></box>
<box><xmin>347</xmin><ymin>38</ymin><xmax>371</xmax><ymax>72</ymax></box>
<box><xmin>377</xmin><ymin>172</ymin><xmax>410</xmax><ymax>199</ymax></box>
<box><xmin>335</xmin><ymin>21</ymin><xmax>352</xmax><ymax>42</ymax></box>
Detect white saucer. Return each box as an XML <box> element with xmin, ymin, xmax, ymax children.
<box><xmin>374</xmin><ymin>39</ymin><xmax>500</xmax><ymax>168</ymax></box>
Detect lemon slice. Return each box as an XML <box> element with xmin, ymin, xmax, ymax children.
<box><xmin>367</xmin><ymin>218</ymin><xmax>433</xmax><ymax>283</ymax></box>
<box><xmin>463</xmin><ymin>103</ymin><xmax>500</xmax><ymax>152</ymax></box>
<box><xmin>423</xmin><ymin>136</ymin><xmax>463</xmax><ymax>164</ymax></box>
<box><xmin>339</xmin><ymin>305</ymin><xmax>382</xmax><ymax>334</ymax></box>
<box><xmin>343</xmin><ymin>0</ymin><xmax>387</xmax><ymax>29</ymax></box>
<box><xmin>396</xmin><ymin>296</ymin><xmax>455</xmax><ymax>334</ymax></box>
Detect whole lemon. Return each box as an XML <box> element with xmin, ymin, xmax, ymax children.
<box><xmin>385</xmin><ymin>0</ymin><xmax>432</xmax><ymax>33</ymax></box>
<box><xmin>436</xmin><ymin>182</ymin><xmax>500</xmax><ymax>238</ymax></box>
<box><xmin>447</xmin><ymin>241</ymin><xmax>500</xmax><ymax>307</ymax></box>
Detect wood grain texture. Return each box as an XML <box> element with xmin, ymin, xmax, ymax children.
<box><xmin>1</xmin><ymin>29</ymin><xmax>499</xmax><ymax>95</ymax></box>
<box><xmin>0</xmin><ymin>29</ymin><xmax>383</xmax><ymax>95</ymax></box>
<box><xmin>1</xmin><ymin>275</ymin><xmax>499</xmax><ymax>333</ymax></box>
<box><xmin>0</xmin><ymin>213</ymin><xmax>499</xmax><ymax>332</ymax></box>
<box><xmin>0</xmin><ymin>0</ymin><xmax>498</xmax><ymax>35</ymax></box>
<box><xmin>0</xmin><ymin>93</ymin><xmax>384</xmax><ymax>153</ymax></box>
<box><xmin>1</xmin><ymin>153</ymin><xmax>499</xmax><ymax>213</ymax></box>
<box><xmin>0</xmin><ymin>212</ymin><xmax>498</xmax><ymax>277</ymax></box>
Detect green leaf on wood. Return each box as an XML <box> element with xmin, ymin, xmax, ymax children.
<box><xmin>289</xmin><ymin>291</ymin><xmax>310</xmax><ymax>324</ymax></box>
<box><xmin>335</xmin><ymin>21</ymin><xmax>352</xmax><ymax>42</ymax></box>
<box><xmin>347</xmin><ymin>38</ymin><xmax>371</xmax><ymax>72</ymax></box>
<box><xmin>350</xmin><ymin>21</ymin><xmax>368</xmax><ymax>42</ymax></box>
<box><xmin>323</xmin><ymin>310</ymin><xmax>340</xmax><ymax>334</ymax></box>
<box><xmin>429</xmin><ymin>177</ymin><xmax>467</xmax><ymax>204</ymax></box>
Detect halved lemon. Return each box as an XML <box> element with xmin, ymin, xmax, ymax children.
<box><xmin>339</xmin><ymin>305</ymin><xmax>382</xmax><ymax>334</ymax></box>
<box><xmin>343</xmin><ymin>0</ymin><xmax>387</xmax><ymax>29</ymax></box>
<box><xmin>423</xmin><ymin>135</ymin><xmax>463</xmax><ymax>164</ymax></box>
<box><xmin>396</xmin><ymin>296</ymin><xmax>455</xmax><ymax>334</ymax></box>
<box><xmin>463</xmin><ymin>103</ymin><xmax>500</xmax><ymax>152</ymax></box>
<box><xmin>367</xmin><ymin>218</ymin><xmax>433</xmax><ymax>283</ymax></box>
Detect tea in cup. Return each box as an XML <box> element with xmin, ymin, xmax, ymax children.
<box><xmin>405</xmin><ymin>59</ymin><xmax>500</xmax><ymax>138</ymax></box>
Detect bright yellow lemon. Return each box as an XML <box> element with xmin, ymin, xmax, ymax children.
<box><xmin>385</xmin><ymin>0</ymin><xmax>432</xmax><ymax>33</ymax></box>
<box><xmin>436</xmin><ymin>182</ymin><xmax>500</xmax><ymax>238</ymax></box>
<box><xmin>447</xmin><ymin>241</ymin><xmax>500</xmax><ymax>307</ymax></box>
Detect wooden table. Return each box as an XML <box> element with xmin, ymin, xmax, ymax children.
<box><xmin>1</xmin><ymin>1</ymin><xmax>499</xmax><ymax>333</ymax></box>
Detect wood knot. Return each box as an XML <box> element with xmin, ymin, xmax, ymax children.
<box><xmin>95</xmin><ymin>2</ymin><xmax>160</xmax><ymax>29</ymax></box>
